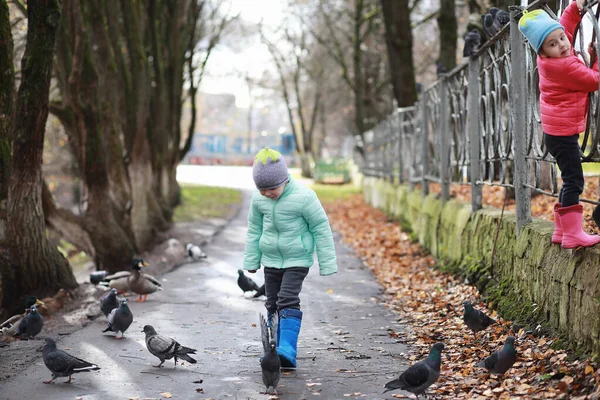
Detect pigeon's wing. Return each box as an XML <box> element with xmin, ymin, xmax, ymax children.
<box><xmin>478</xmin><ymin>351</ymin><xmax>499</xmax><ymax>370</ymax></box>
<box><xmin>44</xmin><ymin>348</ymin><xmax>92</xmax><ymax>374</ymax></box>
<box><xmin>260</xmin><ymin>314</ymin><xmax>270</xmax><ymax>353</ymax></box>
<box><xmin>147</xmin><ymin>334</ymin><xmax>176</xmax><ymax>358</ymax></box>
<box><xmin>107</xmin><ymin>307</ymin><xmax>117</xmax><ymax>325</ymax></box>
<box><xmin>270</xmin><ymin>312</ymin><xmax>279</xmax><ymax>346</ymax></box>
<box><xmin>400</xmin><ymin>361</ymin><xmax>430</xmax><ymax>388</ymax></box>
<box><xmin>16</xmin><ymin>314</ymin><xmax>29</xmax><ymax>335</ymax></box>
<box><xmin>248</xmin><ymin>277</ymin><xmax>260</xmax><ymax>291</ymax></box>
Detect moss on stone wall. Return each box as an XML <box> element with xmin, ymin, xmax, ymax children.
<box><xmin>363</xmin><ymin>177</ymin><xmax>600</xmax><ymax>357</ymax></box>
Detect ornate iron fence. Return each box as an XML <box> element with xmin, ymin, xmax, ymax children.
<box><xmin>358</xmin><ymin>0</ymin><xmax>600</xmax><ymax>233</ymax></box>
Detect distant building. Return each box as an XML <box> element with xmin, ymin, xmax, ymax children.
<box><xmin>182</xmin><ymin>92</ymin><xmax>294</xmax><ymax>165</ymax></box>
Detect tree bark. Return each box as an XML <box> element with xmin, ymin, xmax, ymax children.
<box><xmin>3</xmin><ymin>0</ymin><xmax>77</xmax><ymax>317</ymax></box>
<box><xmin>437</xmin><ymin>0</ymin><xmax>457</xmax><ymax>71</ymax></box>
<box><xmin>380</xmin><ymin>0</ymin><xmax>417</xmax><ymax>107</ymax></box>
<box><xmin>0</xmin><ymin>0</ymin><xmax>12</xmax><ymax>206</ymax></box>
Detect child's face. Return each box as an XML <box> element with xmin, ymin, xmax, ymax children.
<box><xmin>259</xmin><ymin>184</ymin><xmax>285</xmax><ymax>200</ymax></box>
<box><xmin>540</xmin><ymin>28</ymin><xmax>570</xmax><ymax>58</ymax></box>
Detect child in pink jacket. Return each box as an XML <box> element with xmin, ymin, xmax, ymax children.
<box><xmin>519</xmin><ymin>0</ymin><xmax>600</xmax><ymax>249</ymax></box>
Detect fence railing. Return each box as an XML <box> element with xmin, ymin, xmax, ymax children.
<box><xmin>358</xmin><ymin>0</ymin><xmax>600</xmax><ymax>234</ymax></box>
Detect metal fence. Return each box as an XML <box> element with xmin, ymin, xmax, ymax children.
<box><xmin>359</xmin><ymin>0</ymin><xmax>600</xmax><ymax>233</ymax></box>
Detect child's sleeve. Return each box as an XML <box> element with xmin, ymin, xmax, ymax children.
<box><xmin>562</xmin><ymin>57</ymin><xmax>599</xmax><ymax>92</ymax></box>
<box><xmin>303</xmin><ymin>191</ymin><xmax>338</xmax><ymax>276</ymax></box>
<box><xmin>560</xmin><ymin>1</ymin><xmax>583</xmax><ymax>41</ymax></box>
<box><xmin>243</xmin><ymin>197</ymin><xmax>263</xmax><ymax>270</ymax></box>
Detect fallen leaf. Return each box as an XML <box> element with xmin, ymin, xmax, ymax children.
<box><xmin>160</xmin><ymin>393</ymin><xmax>172</xmax><ymax>399</ymax></box>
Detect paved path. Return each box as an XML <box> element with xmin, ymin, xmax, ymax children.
<box><xmin>0</xmin><ymin>167</ymin><xmax>409</xmax><ymax>400</ymax></box>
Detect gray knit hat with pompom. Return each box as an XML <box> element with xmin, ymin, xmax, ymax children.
<box><xmin>253</xmin><ymin>147</ymin><xmax>288</xmax><ymax>190</ymax></box>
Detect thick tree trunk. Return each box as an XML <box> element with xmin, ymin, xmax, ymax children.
<box><xmin>380</xmin><ymin>0</ymin><xmax>417</xmax><ymax>107</ymax></box>
<box><xmin>3</xmin><ymin>0</ymin><xmax>77</xmax><ymax>315</ymax></box>
<box><xmin>0</xmin><ymin>0</ymin><xmax>12</xmax><ymax>205</ymax></box>
<box><xmin>438</xmin><ymin>0</ymin><xmax>458</xmax><ymax>71</ymax></box>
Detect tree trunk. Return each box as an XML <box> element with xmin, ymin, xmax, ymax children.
<box><xmin>437</xmin><ymin>0</ymin><xmax>458</xmax><ymax>71</ymax></box>
<box><xmin>300</xmin><ymin>152</ymin><xmax>313</xmax><ymax>179</ymax></box>
<box><xmin>3</xmin><ymin>0</ymin><xmax>77</xmax><ymax>316</ymax></box>
<box><xmin>380</xmin><ymin>0</ymin><xmax>417</xmax><ymax>107</ymax></box>
<box><xmin>0</xmin><ymin>0</ymin><xmax>12</xmax><ymax>205</ymax></box>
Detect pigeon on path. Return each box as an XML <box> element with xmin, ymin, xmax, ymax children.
<box><xmin>42</xmin><ymin>338</ymin><xmax>100</xmax><ymax>384</ymax></box>
<box><xmin>102</xmin><ymin>298</ymin><xmax>133</xmax><ymax>339</ymax></box>
<box><xmin>142</xmin><ymin>325</ymin><xmax>197</xmax><ymax>368</ymax></box>
<box><xmin>186</xmin><ymin>243</ymin><xmax>207</xmax><ymax>260</ymax></box>
<box><xmin>462</xmin><ymin>300</ymin><xmax>496</xmax><ymax>334</ymax></box>
<box><xmin>384</xmin><ymin>342</ymin><xmax>445</xmax><ymax>399</ymax></box>
<box><xmin>476</xmin><ymin>336</ymin><xmax>517</xmax><ymax>375</ymax></box>
<box><xmin>15</xmin><ymin>305</ymin><xmax>43</xmax><ymax>339</ymax></box>
<box><xmin>100</xmin><ymin>288</ymin><xmax>119</xmax><ymax>317</ymax></box>
<box><xmin>260</xmin><ymin>312</ymin><xmax>281</xmax><ymax>395</ymax></box>
<box><xmin>237</xmin><ymin>269</ymin><xmax>260</xmax><ymax>294</ymax></box>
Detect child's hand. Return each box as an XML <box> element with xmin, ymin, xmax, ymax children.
<box><xmin>247</xmin><ymin>269</ymin><xmax>257</xmax><ymax>274</ymax></box>
<box><xmin>577</xmin><ymin>0</ymin><xmax>586</xmax><ymax>11</ymax></box>
<box><xmin>588</xmin><ymin>42</ymin><xmax>596</xmax><ymax>60</ymax></box>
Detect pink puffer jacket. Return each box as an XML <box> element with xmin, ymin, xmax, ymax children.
<box><xmin>537</xmin><ymin>1</ymin><xmax>599</xmax><ymax>136</ymax></box>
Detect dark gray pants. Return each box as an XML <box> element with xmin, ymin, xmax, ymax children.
<box><xmin>264</xmin><ymin>267</ymin><xmax>309</xmax><ymax>314</ymax></box>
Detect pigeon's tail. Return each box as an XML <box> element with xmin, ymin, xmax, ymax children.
<box><xmin>177</xmin><ymin>352</ymin><xmax>197</xmax><ymax>364</ymax></box>
<box><xmin>102</xmin><ymin>325</ymin><xmax>112</xmax><ymax>333</ymax></box>
<box><xmin>74</xmin><ymin>364</ymin><xmax>101</xmax><ymax>373</ymax></box>
<box><xmin>475</xmin><ymin>359</ymin><xmax>486</xmax><ymax>368</ymax></box>
<box><xmin>383</xmin><ymin>378</ymin><xmax>405</xmax><ymax>393</ymax></box>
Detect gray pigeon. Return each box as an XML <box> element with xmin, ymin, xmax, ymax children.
<box><xmin>463</xmin><ymin>29</ymin><xmax>482</xmax><ymax>57</ymax></box>
<box><xmin>237</xmin><ymin>269</ymin><xmax>260</xmax><ymax>294</ymax></box>
<box><xmin>384</xmin><ymin>342</ymin><xmax>444</xmax><ymax>399</ymax></box>
<box><xmin>482</xmin><ymin>13</ymin><xmax>496</xmax><ymax>39</ymax></box>
<box><xmin>102</xmin><ymin>298</ymin><xmax>133</xmax><ymax>339</ymax></box>
<box><xmin>493</xmin><ymin>10</ymin><xmax>510</xmax><ymax>32</ymax></box>
<box><xmin>462</xmin><ymin>300</ymin><xmax>496</xmax><ymax>334</ymax></box>
<box><xmin>42</xmin><ymin>338</ymin><xmax>100</xmax><ymax>384</ymax></box>
<box><xmin>15</xmin><ymin>305</ymin><xmax>43</xmax><ymax>339</ymax></box>
<box><xmin>100</xmin><ymin>288</ymin><xmax>119</xmax><ymax>317</ymax></box>
<box><xmin>142</xmin><ymin>325</ymin><xmax>197</xmax><ymax>368</ymax></box>
<box><xmin>476</xmin><ymin>336</ymin><xmax>517</xmax><ymax>375</ymax></box>
<box><xmin>260</xmin><ymin>312</ymin><xmax>281</xmax><ymax>395</ymax></box>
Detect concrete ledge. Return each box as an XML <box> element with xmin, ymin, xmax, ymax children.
<box><xmin>363</xmin><ymin>177</ymin><xmax>600</xmax><ymax>357</ymax></box>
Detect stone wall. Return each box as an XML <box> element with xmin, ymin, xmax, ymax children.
<box><xmin>363</xmin><ymin>177</ymin><xmax>600</xmax><ymax>357</ymax></box>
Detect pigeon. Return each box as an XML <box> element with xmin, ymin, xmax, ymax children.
<box><xmin>237</xmin><ymin>269</ymin><xmax>260</xmax><ymax>294</ymax></box>
<box><xmin>463</xmin><ymin>29</ymin><xmax>482</xmax><ymax>57</ymax></box>
<box><xmin>462</xmin><ymin>300</ymin><xmax>496</xmax><ymax>334</ymax></box>
<box><xmin>253</xmin><ymin>283</ymin><xmax>266</xmax><ymax>298</ymax></box>
<box><xmin>42</xmin><ymin>338</ymin><xmax>100</xmax><ymax>384</ymax></box>
<box><xmin>476</xmin><ymin>336</ymin><xmax>517</xmax><ymax>375</ymax></box>
<box><xmin>186</xmin><ymin>243</ymin><xmax>207</xmax><ymax>260</ymax></box>
<box><xmin>89</xmin><ymin>270</ymin><xmax>109</xmax><ymax>284</ymax></box>
<box><xmin>260</xmin><ymin>312</ymin><xmax>281</xmax><ymax>395</ymax></box>
<box><xmin>102</xmin><ymin>298</ymin><xmax>133</xmax><ymax>339</ymax></box>
<box><xmin>493</xmin><ymin>10</ymin><xmax>509</xmax><ymax>32</ymax></box>
<box><xmin>100</xmin><ymin>288</ymin><xmax>119</xmax><ymax>317</ymax></box>
<box><xmin>487</xmin><ymin>6</ymin><xmax>500</xmax><ymax>18</ymax></box>
<box><xmin>436</xmin><ymin>62</ymin><xmax>448</xmax><ymax>78</ymax></box>
<box><xmin>384</xmin><ymin>342</ymin><xmax>445</xmax><ymax>399</ymax></box>
<box><xmin>14</xmin><ymin>305</ymin><xmax>43</xmax><ymax>339</ymax></box>
<box><xmin>482</xmin><ymin>13</ymin><xmax>496</xmax><ymax>39</ymax></box>
<box><xmin>142</xmin><ymin>325</ymin><xmax>197</xmax><ymax>368</ymax></box>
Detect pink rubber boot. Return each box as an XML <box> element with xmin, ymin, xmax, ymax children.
<box><xmin>558</xmin><ymin>204</ymin><xmax>600</xmax><ymax>249</ymax></box>
<box><xmin>552</xmin><ymin>203</ymin><xmax>563</xmax><ymax>245</ymax></box>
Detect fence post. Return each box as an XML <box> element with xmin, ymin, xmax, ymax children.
<box><xmin>468</xmin><ymin>58</ymin><xmax>482</xmax><ymax>211</ymax></box>
<box><xmin>440</xmin><ymin>77</ymin><xmax>450</xmax><ymax>204</ymax></box>
<box><xmin>510</xmin><ymin>6</ymin><xmax>532</xmax><ymax>234</ymax></box>
<box><xmin>420</xmin><ymin>96</ymin><xmax>430</xmax><ymax>197</ymax></box>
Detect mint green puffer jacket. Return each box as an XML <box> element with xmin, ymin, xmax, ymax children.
<box><xmin>243</xmin><ymin>177</ymin><xmax>337</xmax><ymax>275</ymax></box>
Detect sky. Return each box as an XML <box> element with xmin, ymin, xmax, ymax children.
<box><xmin>199</xmin><ymin>0</ymin><xmax>285</xmax><ymax>108</ymax></box>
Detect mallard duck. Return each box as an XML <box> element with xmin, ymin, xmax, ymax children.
<box><xmin>127</xmin><ymin>258</ymin><xmax>162</xmax><ymax>302</ymax></box>
<box><xmin>38</xmin><ymin>289</ymin><xmax>70</xmax><ymax>318</ymax></box>
<box><xmin>0</xmin><ymin>296</ymin><xmax>45</xmax><ymax>339</ymax></box>
<box><xmin>100</xmin><ymin>271</ymin><xmax>131</xmax><ymax>294</ymax></box>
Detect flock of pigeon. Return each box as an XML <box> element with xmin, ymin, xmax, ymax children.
<box><xmin>1</xmin><ymin>244</ymin><xmax>515</xmax><ymax>397</ymax></box>
<box><xmin>463</xmin><ymin>7</ymin><xmax>511</xmax><ymax>58</ymax></box>
<box><xmin>383</xmin><ymin>300</ymin><xmax>517</xmax><ymax>399</ymax></box>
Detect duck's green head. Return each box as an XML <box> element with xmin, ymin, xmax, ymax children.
<box><xmin>131</xmin><ymin>258</ymin><xmax>149</xmax><ymax>270</ymax></box>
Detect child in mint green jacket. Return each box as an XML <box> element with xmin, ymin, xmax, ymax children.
<box><xmin>244</xmin><ymin>147</ymin><xmax>337</xmax><ymax>368</ymax></box>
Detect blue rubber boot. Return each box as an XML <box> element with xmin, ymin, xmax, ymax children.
<box><xmin>277</xmin><ymin>308</ymin><xmax>302</xmax><ymax>368</ymax></box>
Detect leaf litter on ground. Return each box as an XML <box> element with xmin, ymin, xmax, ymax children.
<box><xmin>324</xmin><ymin>194</ymin><xmax>600</xmax><ymax>399</ymax></box>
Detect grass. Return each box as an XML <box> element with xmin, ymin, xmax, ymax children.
<box><xmin>173</xmin><ymin>184</ymin><xmax>242</xmax><ymax>222</ymax></box>
<box><xmin>310</xmin><ymin>182</ymin><xmax>362</xmax><ymax>204</ymax></box>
